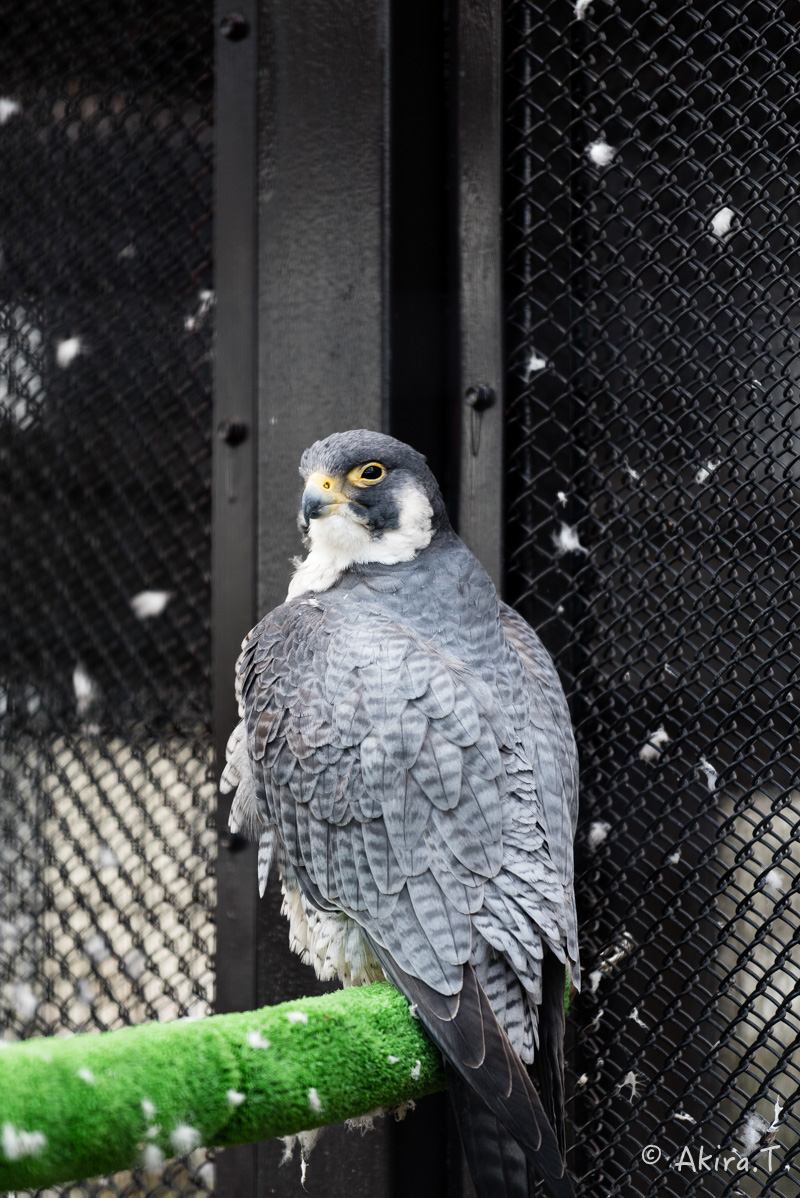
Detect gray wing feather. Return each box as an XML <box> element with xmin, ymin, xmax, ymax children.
<box><xmin>413</xmin><ymin>730</ymin><xmax>462</xmax><ymax>808</ymax></box>
<box><xmin>463</xmin><ymin>720</ymin><xmax>504</xmax><ymax>779</ymax></box>
<box><xmin>415</xmin><ymin>665</ymin><xmax>456</xmax><ymax>717</ymax></box>
<box><xmin>232</xmin><ymin>584</ymin><xmax>579</xmax><ymax>1194</ymax></box>
<box><xmin>406</xmin><ymin>871</ymin><xmax>472</xmax><ymax>965</ymax></box>
<box><xmin>366</xmin><ymin>887</ymin><xmax>464</xmax><ymax>994</ymax></box>
<box><xmin>270</xmin><ymin>739</ymin><xmax>296</xmax><ymax>786</ymax></box>
<box><xmin>360</xmin><ymin>693</ymin><xmax>407</xmax><ymax>730</ymax></box>
<box><xmin>237</xmin><ymin>601</ymin><xmax>510</xmax><ymax>998</ymax></box>
<box><xmin>221</xmin><ymin>722</ymin><xmax>255</xmax><ymax>827</ymax></box>
<box><xmin>257</xmin><ymin>829</ymin><xmax>276</xmax><ymax>898</ymax></box>
<box><xmin>307</xmin><ymin>766</ymin><xmax>349</xmax><ymax>823</ymax></box>
<box><xmin>433</xmin><ymin>702</ymin><xmax>481</xmax><ymax>747</ymax></box>
<box><xmin>291</xmin><ymin>794</ymin><xmax>312</xmax><ymax>868</ymax></box>
<box><xmin>382</xmin><ymin>772</ymin><xmax>429</xmax><ymax>858</ymax></box>
<box><xmin>360</xmin><ymin>731</ymin><xmax>404</xmax><ymax>804</ymax></box>
<box><xmin>499</xmin><ymin>602</ymin><xmax>579</xmax><ymax>863</ymax></box>
<box><xmin>389</xmin><ymin>705</ymin><xmax>429</xmax><ymax>767</ymax></box>
<box><xmin>498</xmin><ymin>601</ymin><xmax>581</xmax><ymax>983</ymax></box>
<box><xmin>431</xmin><ymin>804</ymin><xmax>503</xmax><ymax>877</ymax></box>
<box><xmin>228</xmin><ymin>545</ymin><xmax>583</xmax><ymax>1198</ymax></box>
<box><xmin>472</xmin><ymin>909</ymin><xmax>542</xmax><ymax>983</ymax></box>
<box><xmin>361</xmin><ymin>817</ymin><xmax>406</xmax><ymax>893</ymax></box>
<box><xmin>331</xmin><ymin>690</ymin><xmax>371</xmax><ymax>744</ymax></box>
<box><xmin>428</xmin><ymin>851</ymin><xmax>485</xmax><ymax>914</ymax></box>
<box><xmin>344</xmin><ymin>822</ymin><xmax>400</xmax><ymax>920</ymax></box>
<box><xmin>236</xmin><ymin>589</ymin><xmax>579</xmax><ymax>1020</ymax></box>
<box><xmin>308</xmin><ymin>811</ymin><xmax>337</xmax><ymax>894</ymax></box>
<box><xmin>333</xmin><ymin>822</ymin><xmax>367</xmax><ymax>911</ymax></box>
<box><xmin>394</xmin><ymin>651</ymin><xmax>432</xmax><ymax>698</ymax></box>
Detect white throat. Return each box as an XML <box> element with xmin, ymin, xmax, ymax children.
<box><xmin>287</xmin><ymin>483</ymin><xmax>433</xmax><ymax>599</ymax></box>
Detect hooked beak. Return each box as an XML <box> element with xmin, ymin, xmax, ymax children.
<box><xmin>301</xmin><ymin>472</ymin><xmax>348</xmax><ymax>526</ymax></box>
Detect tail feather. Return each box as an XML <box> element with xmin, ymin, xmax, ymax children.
<box><xmin>536</xmin><ymin>950</ymin><xmax>567</xmax><ymax>1157</ymax></box>
<box><xmin>369</xmin><ymin>946</ymin><xmax>575</xmax><ymax>1198</ymax></box>
<box><xmin>447</xmin><ymin>1066</ymin><xmax>529</xmax><ymax>1198</ymax></box>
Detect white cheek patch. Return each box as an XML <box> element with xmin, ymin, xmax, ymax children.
<box><xmin>287</xmin><ymin>483</ymin><xmax>433</xmax><ymax>598</ymax></box>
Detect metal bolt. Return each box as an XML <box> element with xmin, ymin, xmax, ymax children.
<box><xmin>465</xmin><ymin>384</ymin><xmax>496</xmax><ymax>412</ymax></box>
<box><xmin>217</xmin><ymin>419</ymin><xmax>248</xmax><ymax>446</ymax></box>
<box><xmin>219</xmin><ymin>12</ymin><xmax>248</xmax><ymax>41</ymax></box>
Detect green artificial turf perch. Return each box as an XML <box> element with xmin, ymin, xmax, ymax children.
<box><xmin>0</xmin><ymin>982</ymin><xmax>446</xmax><ymax>1192</ymax></box>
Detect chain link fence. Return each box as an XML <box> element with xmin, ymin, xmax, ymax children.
<box><xmin>5</xmin><ymin>1</ymin><xmax>800</xmax><ymax>1196</ymax></box>
<box><xmin>504</xmin><ymin>1</ymin><xmax>799</xmax><ymax>1194</ymax></box>
<box><xmin>0</xmin><ymin>1</ymin><xmax>216</xmax><ymax>1193</ymax></box>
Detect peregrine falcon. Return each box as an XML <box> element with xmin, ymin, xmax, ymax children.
<box><xmin>221</xmin><ymin>430</ymin><xmax>580</xmax><ymax>1198</ymax></box>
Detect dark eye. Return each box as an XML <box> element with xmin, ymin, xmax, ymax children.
<box><xmin>360</xmin><ymin>463</ymin><xmax>384</xmax><ymax>481</ymax></box>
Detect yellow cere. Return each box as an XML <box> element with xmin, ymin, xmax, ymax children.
<box><xmin>306</xmin><ymin>472</ymin><xmax>343</xmax><ymax>495</ymax></box>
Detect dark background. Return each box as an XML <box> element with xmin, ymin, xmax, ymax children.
<box><xmin>1</xmin><ymin>1</ymin><xmax>798</xmax><ymax>1196</ymax></box>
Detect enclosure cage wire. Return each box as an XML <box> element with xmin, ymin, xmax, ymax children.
<box><xmin>504</xmin><ymin>1</ymin><xmax>800</xmax><ymax>1195</ymax></box>
<box><xmin>0</xmin><ymin>2</ymin><xmax>217</xmax><ymax>1195</ymax></box>
<box><xmin>4</xmin><ymin>1</ymin><xmax>800</xmax><ymax>1197</ymax></box>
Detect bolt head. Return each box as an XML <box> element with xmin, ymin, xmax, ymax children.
<box><xmin>465</xmin><ymin>384</ymin><xmax>496</xmax><ymax>412</ymax></box>
<box><xmin>217</xmin><ymin>419</ymin><xmax>248</xmax><ymax>446</ymax></box>
<box><xmin>220</xmin><ymin>12</ymin><xmax>248</xmax><ymax>40</ymax></box>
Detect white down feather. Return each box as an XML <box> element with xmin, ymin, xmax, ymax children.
<box><xmin>223</xmin><ymin>719</ymin><xmax>382</xmax><ymax>986</ymax></box>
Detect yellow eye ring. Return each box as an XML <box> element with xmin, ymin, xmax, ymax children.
<box><xmin>348</xmin><ymin>462</ymin><xmax>385</xmax><ymax>486</ymax></box>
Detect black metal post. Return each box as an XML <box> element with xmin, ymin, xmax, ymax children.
<box><xmin>454</xmin><ymin>0</ymin><xmax>505</xmax><ymax>592</ymax></box>
<box><xmin>251</xmin><ymin>9</ymin><xmax>394</xmax><ymax>1198</ymax></box>
<box><xmin>213</xmin><ymin>1</ymin><xmax>260</xmax><ymax>1193</ymax></box>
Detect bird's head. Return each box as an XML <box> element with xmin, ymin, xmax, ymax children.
<box><xmin>293</xmin><ymin>430</ymin><xmax>449</xmax><ymax>583</ymax></box>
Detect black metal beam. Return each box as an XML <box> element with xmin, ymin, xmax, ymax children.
<box><xmin>387</xmin><ymin>0</ymin><xmax>451</xmax><ymax>499</ymax></box>
<box><xmin>385</xmin><ymin>4</ymin><xmax>469</xmax><ymax>1194</ymax></box>
<box><xmin>254</xmin><ymin>0</ymin><xmax>389</xmax><ymax>614</ymax></box>
<box><xmin>251</xmin><ymin>1</ymin><xmax>392</xmax><ymax>1194</ymax></box>
<box><xmin>454</xmin><ymin>0</ymin><xmax>504</xmax><ymax>592</ymax></box>
<box><xmin>212</xmin><ymin>1</ymin><xmax>259</xmax><ymax>1194</ymax></box>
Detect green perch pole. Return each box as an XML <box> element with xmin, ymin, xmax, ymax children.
<box><xmin>0</xmin><ymin>981</ymin><xmax>447</xmax><ymax>1191</ymax></box>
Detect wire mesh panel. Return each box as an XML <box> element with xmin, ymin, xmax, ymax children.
<box><xmin>0</xmin><ymin>2</ymin><xmax>216</xmax><ymax>1194</ymax></box>
<box><xmin>504</xmin><ymin>1</ymin><xmax>799</xmax><ymax>1195</ymax></box>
